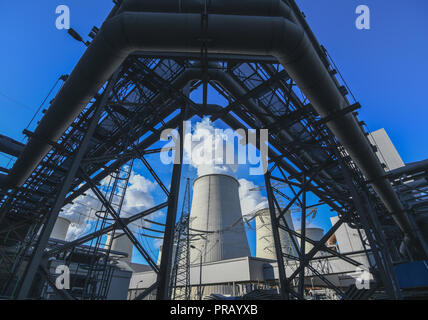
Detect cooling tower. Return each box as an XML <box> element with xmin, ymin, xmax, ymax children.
<box><xmin>50</xmin><ymin>217</ymin><xmax>71</xmax><ymax>241</ymax></box>
<box><xmin>255</xmin><ymin>208</ymin><xmax>298</xmax><ymax>260</ymax></box>
<box><xmin>189</xmin><ymin>174</ymin><xmax>250</xmax><ymax>264</ymax></box>
<box><xmin>105</xmin><ymin>231</ymin><xmax>134</xmax><ymax>262</ymax></box>
<box><xmin>297</xmin><ymin>227</ymin><xmax>324</xmax><ymax>254</ymax></box>
<box><xmin>157</xmin><ymin>245</ymin><xmax>162</xmax><ymax>265</ymax></box>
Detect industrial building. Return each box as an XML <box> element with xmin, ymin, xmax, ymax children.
<box><xmin>0</xmin><ymin>0</ymin><xmax>428</xmax><ymax>301</ymax></box>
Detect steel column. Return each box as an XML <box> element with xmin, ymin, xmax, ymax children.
<box><xmin>298</xmin><ymin>175</ymin><xmax>306</xmax><ymax>297</ymax></box>
<box><xmin>264</xmin><ymin>172</ymin><xmax>290</xmax><ymax>300</ymax></box>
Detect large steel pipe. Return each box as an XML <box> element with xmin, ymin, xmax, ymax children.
<box><xmin>117</xmin><ymin>0</ymin><xmax>330</xmax><ymax>67</ymax></box>
<box><xmin>117</xmin><ymin>0</ymin><xmax>296</xmax><ymax>22</ymax></box>
<box><xmin>0</xmin><ymin>174</ymin><xmax>6</xmax><ymax>186</ymax></box>
<box><xmin>0</xmin><ymin>134</ymin><xmax>25</xmax><ymax>158</ymax></box>
<box><xmin>388</xmin><ymin>159</ymin><xmax>428</xmax><ymax>179</ymax></box>
<box><xmin>2</xmin><ymin>11</ymin><xmax>423</xmax><ymax>253</ymax></box>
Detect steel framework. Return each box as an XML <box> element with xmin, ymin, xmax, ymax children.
<box><xmin>169</xmin><ymin>178</ymin><xmax>192</xmax><ymax>300</ymax></box>
<box><xmin>0</xmin><ymin>0</ymin><xmax>423</xmax><ymax>300</ymax></box>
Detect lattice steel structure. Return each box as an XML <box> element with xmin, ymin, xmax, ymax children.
<box><xmin>0</xmin><ymin>0</ymin><xmax>426</xmax><ymax>300</ymax></box>
<box><xmin>169</xmin><ymin>178</ymin><xmax>191</xmax><ymax>300</ymax></box>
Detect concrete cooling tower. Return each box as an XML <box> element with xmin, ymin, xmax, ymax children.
<box><xmin>50</xmin><ymin>217</ymin><xmax>71</xmax><ymax>241</ymax></box>
<box><xmin>255</xmin><ymin>208</ymin><xmax>299</xmax><ymax>260</ymax></box>
<box><xmin>189</xmin><ymin>174</ymin><xmax>251</xmax><ymax>264</ymax></box>
<box><xmin>105</xmin><ymin>231</ymin><xmax>134</xmax><ymax>262</ymax></box>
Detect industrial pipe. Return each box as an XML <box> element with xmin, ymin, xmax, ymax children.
<box><xmin>0</xmin><ymin>174</ymin><xmax>6</xmax><ymax>187</ymax></box>
<box><xmin>117</xmin><ymin>0</ymin><xmax>296</xmax><ymax>23</ymax></box>
<box><xmin>117</xmin><ymin>0</ymin><xmax>329</xmax><ymax>68</ymax></box>
<box><xmin>387</xmin><ymin>159</ymin><xmax>428</xmax><ymax>180</ymax></box>
<box><xmin>2</xmin><ymin>10</ymin><xmax>424</xmax><ymax>254</ymax></box>
<box><xmin>0</xmin><ymin>134</ymin><xmax>25</xmax><ymax>158</ymax></box>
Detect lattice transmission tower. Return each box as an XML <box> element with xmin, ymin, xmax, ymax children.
<box><xmin>169</xmin><ymin>178</ymin><xmax>192</xmax><ymax>300</ymax></box>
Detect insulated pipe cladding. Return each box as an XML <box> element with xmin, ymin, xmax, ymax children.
<box><xmin>2</xmin><ymin>1</ymin><xmax>424</xmax><ymax>255</ymax></box>
<box><xmin>189</xmin><ymin>174</ymin><xmax>251</xmax><ymax>263</ymax></box>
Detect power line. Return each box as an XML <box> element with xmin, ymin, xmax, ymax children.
<box><xmin>0</xmin><ymin>90</ymin><xmax>34</xmax><ymax>111</ymax></box>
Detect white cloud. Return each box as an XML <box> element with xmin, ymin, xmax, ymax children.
<box><xmin>60</xmin><ymin>171</ymin><xmax>158</xmax><ymax>241</ymax></box>
<box><xmin>238</xmin><ymin>178</ymin><xmax>268</xmax><ymax>217</ymax></box>
<box><xmin>122</xmin><ymin>172</ymin><xmax>156</xmax><ymax>216</ymax></box>
<box><xmin>184</xmin><ymin>117</ymin><xmax>238</xmax><ymax>177</ymax></box>
<box><xmin>66</xmin><ymin>221</ymin><xmax>92</xmax><ymax>241</ymax></box>
<box><xmin>153</xmin><ymin>238</ymin><xmax>163</xmax><ymax>250</ymax></box>
<box><xmin>183</xmin><ymin>118</ymin><xmax>268</xmax><ymax>217</ymax></box>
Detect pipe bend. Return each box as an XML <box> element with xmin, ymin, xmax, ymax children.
<box><xmin>118</xmin><ymin>0</ymin><xmax>296</xmax><ymax>23</ymax></box>
<box><xmin>103</xmin><ymin>12</ymin><xmax>303</xmax><ymax>58</ymax></box>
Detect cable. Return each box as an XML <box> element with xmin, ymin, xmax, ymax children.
<box><xmin>25</xmin><ymin>77</ymin><xmax>63</xmax><ymax>131</ymax></box>
<box><xmin>0</xmin><ymin>90</ymin><xmax>34</xmax><ymax>111</ymax></box>
<box><xmin>323</xmin><ymin>49</ymin><xmax>357</xmax><ymax>103</ymax></box>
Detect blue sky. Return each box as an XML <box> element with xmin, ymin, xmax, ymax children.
<box><xmin>1</xmin><ymin>1</ymin><xmax>427</xmax><ymax>263</ymax></box>
<box><xmin>297</xmin><ymin>0</ymin><xmax>428</xmax><ymax>163</ymax></box>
